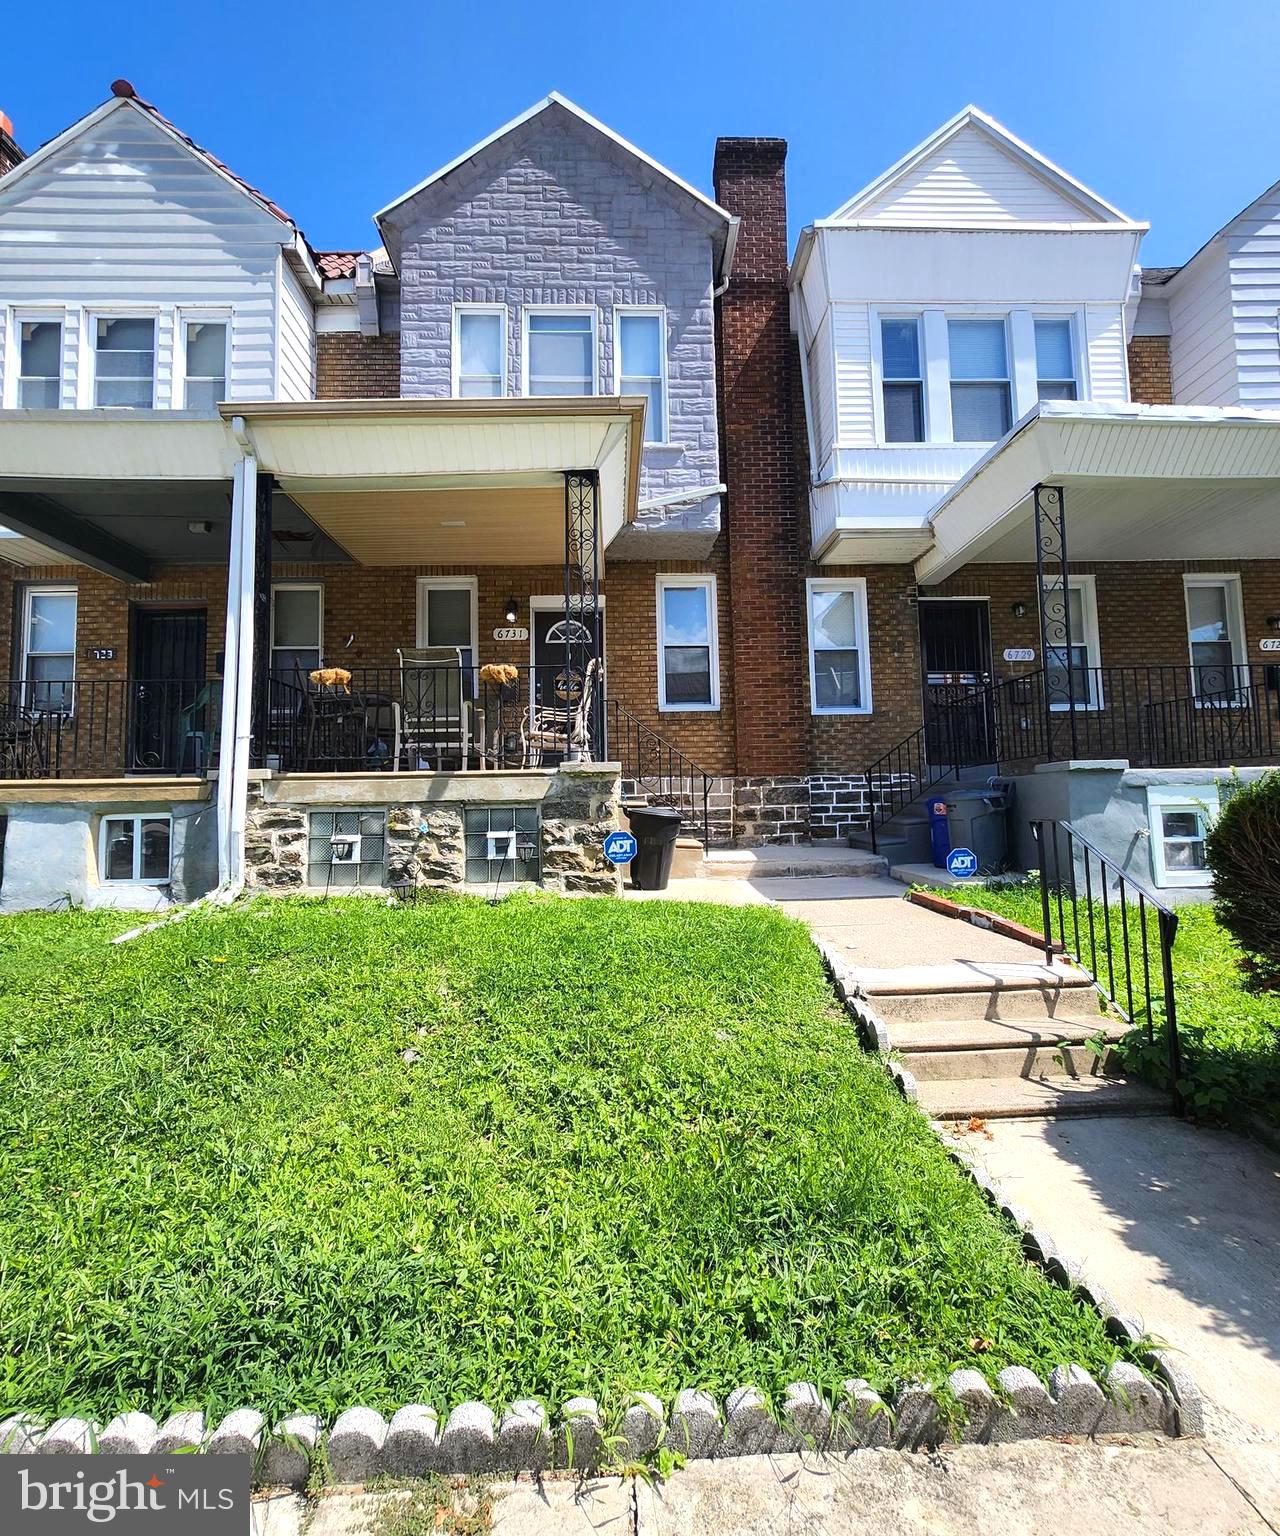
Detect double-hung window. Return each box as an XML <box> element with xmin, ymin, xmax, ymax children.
<box><xmin>182</xmin><ymin>319</ymin><xmax>228</xmax><ymax>411</ymax></box>
<box><xmin>948</xmin><ymin>318</ymin><xmax>1011</xmax><ymax>442</ymax></box>
<box><xmin>100</xmin><ymin>814</ymin><xmax>172</xmax><ymax>885</ymax></box>
<box><xmin>807</xmin><ymin>579</ymin><xmax>871</xmax><ymax>714</ymax></box>
<box><xmin>454</xmin><ymin>306</ymin><xmax>506</xmax><ymax>397</ymax></box>
<box><xmin>270</xmin><ymin>584</ymin><xmax>323</xmax><ymax>689</ymax></box>
<box><xmin>657</xmin><ymin>576</ymin><xmax>718</xmax><ymax>710</ymax></box>
<box><xmin>525</xmin><ymin>309</ymin><xmax>595</xmax><ymax>396</ymax></box>
<box><xmin>1035</xmin><ymin>318</ymin><xmax>1077</xmax><ymax>401</ymax></box>
<box><xmin>18</xmin><ymin>318</ymin><xmax>62</xmax><ymax>407</ymax></box>
<box><xmin>880</xmin><ymin>318</ymin><xmax>924</xmax><ymax>442</ymax></box>
<box><xmin>1185</xmin><ymin>576</ymin><xmax>1245</xmax><ymax>701</ymax></box>
<box><xmin>616</xmin><ymin>309</ymin><xmax>667</xmax><ymax>441</ymax></box>
<box><xmin>94</xmin><ymin>317</ymin><xmax>156</xmax><ymax>408</ymax></box>
<box><xmin>1042</xmin><ymin>576</ymin><xmax>1101</xmax><ymax>710</ymax></box>
<box><xmin>21</xmin><ymin>586</ymin><xmax>77</xmax><ymax>712</ymax></box>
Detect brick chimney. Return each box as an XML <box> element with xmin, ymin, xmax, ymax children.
<box><xmin>713</xmin><ymin>138</ymin><xmax>808</xmax><ymax>778</ymax></box>
<box><xmin>0</xmin><ymin>111</ymin><xmax>24</xmax><ymax>178</ymax></box>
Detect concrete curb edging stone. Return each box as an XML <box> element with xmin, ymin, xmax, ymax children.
<box><xmin>810</xmin><ymin>935</ymin><xmax>1204</xmax><ymax>1442</ymax></box>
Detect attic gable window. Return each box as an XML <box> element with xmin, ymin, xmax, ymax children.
<box><xmin>94</xmin><ymin>317</ymin><xmax>156</xmax><ymax>409</ymax></box>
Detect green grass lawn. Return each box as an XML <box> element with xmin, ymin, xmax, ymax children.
<box><xmin>919</xmin><ymin>881</ymin><xmax>1280</xmax><ymax>1122</ymax></box>
<box><xmin>0</xmin><ymin>895</ymin><xmax>1133</xmax><ymax>1426</ymax></box>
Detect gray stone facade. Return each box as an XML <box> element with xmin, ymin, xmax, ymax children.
<box><xmin>243</xmin><ymin>766</ymin><xmax>621</xmax><ymax>897</ymax></box>
<box><xmin>382</xmin><ymin>104</ymin><xmax>725</xmax><ymax>530</ymax></box>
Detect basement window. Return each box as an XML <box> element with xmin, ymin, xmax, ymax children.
<box><xmin>1147</xmin><ymin>787</ymin><xmax>1218</xmax><ymax>889</ymax></box>
<box><xmin>464</xmin><ymin>806</ymin><xmax>540</xmax><ymax>884</ymax></box>
<box><xmin>100</xmin><ymin>814</ymin><xmax>172</xmax><ymax>884</ymax></box>
<box><xmin>307</xmin><ymin>811</ymin><xmax>387</xmax><ymax>888</ymax></box>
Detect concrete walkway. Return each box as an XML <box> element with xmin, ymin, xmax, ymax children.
<box><xmin>252</xmin><ymin>1437</ymin><xmax>1280</xmax><ymax>1534</ymax></box>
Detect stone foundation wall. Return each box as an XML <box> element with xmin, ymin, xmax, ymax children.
<box><xmin>243</xmin><ymin>766</ymin><xmax>621</xmax><ymax>897</ymax></box>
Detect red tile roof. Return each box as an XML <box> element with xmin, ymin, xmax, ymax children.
<box><xmin>316</xmin><ymin>251</ymin><xmax>361</xmax><ymax>280</ymax></box>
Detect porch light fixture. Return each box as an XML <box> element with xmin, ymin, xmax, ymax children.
<box><xmin>1268</xmin><ymin>616</ymin><xmax>1280</xmax><ymax>631</ymax></box>
<box><xmin>187</xmin><ymin>520</ymin><xmax>213</xmax><ymax>535</ymax></box>
<box><xmin>1011</xmin><ymin>601</ymin><xmax>1028</xmax><ymax>619</ymax></box>
<box><xmin>504</xmin><ymin>597</ymin><xmax>519</xmax><ymax>625</ymax></box>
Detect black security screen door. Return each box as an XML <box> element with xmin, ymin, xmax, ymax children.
<box><xmin>919</xmin><ymin>599</ymin><xmax>994</xmax><ymax>768</ymax></box>
<box><xmin>532</xmin><ymin>608</ymin><xmax>605</xmax><ymax>761</ymax></box>
<box><xmin>129</xmin><ymin>608</ymin><xmax>208</xmax><ymax>773</ymax></box>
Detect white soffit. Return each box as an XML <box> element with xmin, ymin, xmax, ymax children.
<box><xmin>0</xmin><ymin>412</ymin><xmax>241</xmax><ymax>481</ymax></box>
<box><xmin>917</xmin><ymin>403</ymin><xmax>1280</xmax><ymax>582</ymax></box>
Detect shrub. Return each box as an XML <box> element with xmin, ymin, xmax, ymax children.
<box><xmin>1205</xmin><ymin>771</ymin><xmax>1280</xmax><ymax>990</ymax></box>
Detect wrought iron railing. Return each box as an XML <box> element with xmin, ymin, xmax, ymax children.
<box><xmin>1032</xmin><ymin>818</ymin><xmax>1184</xmax><ymax>1115</ymax></box>
<box><xmin>864</xmin><ymin>663</ymin><xmax>1280</xmax><ymax>848</ymax></box>
<box><xmin>0</xmin><ymin>678</ymin><xmax>221</xmax><ymax>780</ymax></box>
<box><xmin>608</xmin><ymin>699</ymin><xmax>718</xmax><ymax>849</ymax></box>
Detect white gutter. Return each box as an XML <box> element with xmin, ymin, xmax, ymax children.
<box><xmin>713</xmin><ymin>216</ymin><xmax>741</xmax><ymax>297</ymax></box>
<box><xmin>637</xmin><ymin>482</ymin><xmax>727</xmax><ymax>512</ymax></box>
<box><xmin>354</xmin><ymin>253</ymin><xmax>380</xmax><ymax>337</ymax></box>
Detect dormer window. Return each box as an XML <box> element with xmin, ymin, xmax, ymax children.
<box><xmin>1035</xmin><ymin>317</ymin><xmax>1077</xmax><ymax>402</ymax></box>
<box><xmin>880</xmin><ymin>318</ymin><xmax>924</xmax><ymax>442</ymax></box>
<box><xmin>94</xmin><ymin>317</ymin><xmax>155</xmax><ymax>409</ymax></box>
<box><xmin>948</xmin><ymin>318</ymin><xmax>1012</xmax><ymax>442</ymax></box>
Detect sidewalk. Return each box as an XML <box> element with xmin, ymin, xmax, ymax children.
<box><xmin>253</xmin><ymin>1437</ymin><xmax>1280</xmax><ymax>1534</ymax></box>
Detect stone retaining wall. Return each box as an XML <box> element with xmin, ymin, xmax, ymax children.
<box><xmin>243</xmin><ymin>765</ymin><xmax>621</xmax><ymax>897</ymax></box>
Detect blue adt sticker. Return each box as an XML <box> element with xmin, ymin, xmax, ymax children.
<box><xmin>946</xmin><ymin>846</ymin><xmax>979</xmax><ymax>878</ymax></box>
<box><xmin>603</xmin><ymin>830</ymin><xmax>638</xmax><ymax>865</ymax></box>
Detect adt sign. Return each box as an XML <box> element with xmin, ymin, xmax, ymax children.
<box><xmin>946</xmin><ymin>846</ymin><xmax>979</xmax><ymax>879</ymax></box>
<box><xmin>603</xmin><ymin>830</ymin><xmax>638</xmax><ymax>865</ymax></box>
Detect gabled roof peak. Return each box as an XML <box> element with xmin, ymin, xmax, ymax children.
<box><xmin>826</xmin><ymin>104</ymin><xmax>1141</xmax><ymax>229</ymax></box>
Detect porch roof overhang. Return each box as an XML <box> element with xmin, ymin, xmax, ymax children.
<box><xmin>222</xmin><ymin>397</ymin><xmax>646</xmax><ymax>566</ymax></box>
<box><xmin>915</xmin><ymin>401</ymin><xmax>1280</xmax><ymax>584</ymax></box>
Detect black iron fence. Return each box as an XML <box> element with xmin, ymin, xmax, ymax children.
<box><xmin>1032</xmin><ymin>818</ymin><xmax>1184</xmax><ymax>1115</ymax></box>
<box><xmin>609</xmin><ymin>699</ymin><xmax>717</xmax><ymax>848</ymax></box>
<box><xmin>0</xmin><ymin>678</ymin><xmax>221</xmax><ymax>780</ymax></box>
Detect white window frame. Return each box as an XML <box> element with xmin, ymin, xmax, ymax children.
<box><xmin>946</xmin><ymin>314</ymin><xmax>1014</xmax><ymax>444</ymax></box>
<box><xmin>175</xmin><ymin>308</ymin><xmax>232</xmax><ymax>411</ymax></box>
<box><xmin>1033</xmin><ymin>313</ymin><xmax>1079</xmax><ymax>402</ymax></box>
<box><xmin>89</xmin><ymin>309</ymin><xmax>158</xmax><ymax>409</ymax></box>
<box><xmin>19</xmin><ymin>583</ymin><xmax>78</xmax><ymax>712</ymax></box>
<box><xmin>1146</xmin><ymin>785</ymin><xmax>1219</xmax><ymax>889</ymax></box>
<box><xmin>451</xmin><ymin>304</ymin><xmax>508</xmax><ymax>398</ymax></box>
<box><xmin>98</xmin><ymin>812</ymin><xmax>173</xmax><ymax>886</ymax></box>
<box><xmin>416</xmin><ymin>576</ymin><xmax>479</xmax><ymax>661</ymax></box>
<box><xmin>521</xmin><ymin>305</ymin><xmax>598</xmax><ymax>397</ymax></box>
<box><xmin>8</xmin><ymin>307</ymin><xmax>65</xmax><ymax>410</ymax></box>
<box><xmin>1183</xmin><ymin>574</ymin><xmax>1247</xmax><ymax>704</ymax></box>
<box><xmin>874</xmin><ymin>314</ymin><xmax>926</xmax><ymax>445</ymax></box>
<box><xmin>612</xmin><ymin>305</ymin><xmax>669</xmax><ymax>443</ymax></box>
<box><xmin>270</xmin><ymin>582</ymin><xmax>324</xmax><ymax>687</ymax></box>
<box><xmin>656</xmin><ymin>574</ymin><xmax>720</xmax><ymax>712</ymax></box>
<box><xmin>806</xmin><ymin>577</ymin><xmax>873</xmax><ymax>716</ymax></box>
<box><xmin>1043</xmin><ymin>574</ymin><xmax>1103</xmax><ymax>711</ymax></box>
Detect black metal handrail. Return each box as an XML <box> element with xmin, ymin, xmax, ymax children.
<box><xmin>1032</xmin><ymin>817</ymin><xmax>1184</xmax><ymax>1115</ymax></box>
<box><xmin>608</xmin><ymin>699</ymin><xmax>716</xmax><ymax>849</ymax></box>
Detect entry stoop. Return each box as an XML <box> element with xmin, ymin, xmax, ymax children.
<box><xmin>861</xmin><ymin>963</ymin><xmax>1168</xmax><ymax>1121</ymax></box>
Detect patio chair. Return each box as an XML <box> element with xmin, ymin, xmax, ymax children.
<box><xmin>521</xmin><ymin>656</ymin><xmax>599</xmax><ymax>767</ymax></box>
<box><xmin>398</xmin><ymin>647</ymin><xmax>469</xmax><ymax>770</ymax></box>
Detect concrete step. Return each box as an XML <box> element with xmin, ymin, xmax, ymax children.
<box><xmin>669</xmin><ymin>836</ymin><xmax>705</xmax><ymax>881</ymax></box>
<box><xmin>890</xmin><ymin>1015</ymin><xmax>1123</xmax><ymax>1053</ymax></box>
<box><xmin>905</xmin><ymin>1041</ymin><xmax>1117</xmax><ymax>1082</ymax></box>
<box><xmin>860</xmin><ymin>965</ymin><xmax>1099</xmax><ymax>1024</ymax></box>
<box><xmin>701</xmin><ymin>846</ymin><xmax>888</xmax><ymax>880</ymax></box>
<box><xmin>915</xmin><ymin>1073</ymin><xmax>1168</xmax><ymax>1121</ymax></box>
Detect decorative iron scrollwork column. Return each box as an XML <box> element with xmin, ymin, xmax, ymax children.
<box><xmin>250</xmin><ymin>471</ymin><xmax>275</xmax><ymax>768</ymax></box>
<box><xmin>562</xmin><ymin>469</ymin><xmax>601</xmax><ymax>763</ymax></box>
<box><xmin>1033</xmin><ymin>482</ymin><xmax>1078</xmax><ymax>759</ymax></box>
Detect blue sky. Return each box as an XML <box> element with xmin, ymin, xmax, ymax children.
<box><xmin>5</xmin><ymin>0</ymin><xmax>1278</xmax><ymax>265</ymax></box>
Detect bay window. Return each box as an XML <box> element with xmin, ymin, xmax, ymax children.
<box><xmin>948</xmin><ymin>318</ymin><xmax>1011</xmax><ymax>441</ymax></box>
<box><xmin>807</xmin><ymin>579</ymin><xmax>871</xmax><ymax>714</ymax></box>
<box><xmin>881</xmin><ymin>318</ymin><xmax>924</xmax><ymax>442</ymax></box>
<box><xmin>657</xmin><ymin>576</ymin><xmax>718</xmax><ymax>710</ymax></box>
<box><xmin>525</xmin><ymin>309</ymin><xmax>595</xmax><ymax>396</ymax></box>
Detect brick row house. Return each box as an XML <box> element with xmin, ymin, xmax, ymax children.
<box><xmin>0</xmin><ymin>88</ymin><xmax>1277</xmax><ymax>909</ymax></box>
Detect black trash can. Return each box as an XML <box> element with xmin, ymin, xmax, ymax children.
<box><xmin>626</xmin><ymin>805</ymin><xmax>683</xmax><ymax>891</ymax></box>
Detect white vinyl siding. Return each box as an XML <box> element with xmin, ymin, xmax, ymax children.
<box><xmin>833</xmin><ymin>304</ymin><xmax>875</xmax><ymax>448</ymax></box>
<box><xmin>276</xmin><ymin>257</ymin><xmax>316</xmax><ymax>401</ymax></box>
<box><xmin>1082</xmin><ymin>307</ymin><xmax>1127</xmax><ymax>403</ymax></box>
<box><xmin>851</xmin><ymin>123</ymin><xmax>1095</xmax><ymax>227</ymax></box>
<box><xmin>805</xmin><ymin>309</ymin><xmax>836</xmax><ymax>463</ymax></box>
<box><xmin>1167</xmin><ymin>245</ymin><xmax>1239</xmax><ymax>406</ymax></box>
<box><xmin>1225</xmin><ymin>183</ymin><xmax>1280</xmax><ymax>409</ymax></box>
<box><xmin>0</xmin><ymin>104</ymin><xmax>301</xmax><ymax>408</ymax></box>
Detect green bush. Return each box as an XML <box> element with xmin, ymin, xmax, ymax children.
<box><xmin>1205</xmin><ymin>771</ymin><xmax>1280</xmax><ymax>991</ymax></box>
